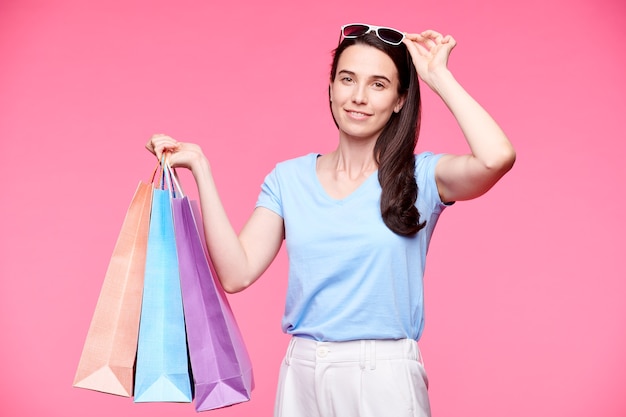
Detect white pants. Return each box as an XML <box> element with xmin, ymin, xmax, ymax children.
<box><xmin>274</xmin><ymin>337</ymin><xmax>431</xmax><ymax>417</ymax></box>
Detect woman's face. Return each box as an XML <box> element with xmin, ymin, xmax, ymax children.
<box><xmin>330</xmin><ymin>43</ymin><xmax>406</xmax><ymax>143</ymax></box>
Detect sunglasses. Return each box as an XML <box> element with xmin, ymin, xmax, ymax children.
<box><xmin>340</xmin><ymin>23</ymin><xmax>405</xmax><ymax>46</ymax></box>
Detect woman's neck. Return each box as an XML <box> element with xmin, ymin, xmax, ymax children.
<box><xmin>321</xmin><ymin>136</ymin><xmax>378</xmax><ymax>180</ymax></box>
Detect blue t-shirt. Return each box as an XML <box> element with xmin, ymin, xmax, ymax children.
<box><xmin>255</xmin><ymin>152</ymin><xmax>447</xmax><ymax>342</ymax></box>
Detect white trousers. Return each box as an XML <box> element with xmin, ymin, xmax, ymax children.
<box><xmin>274</xmin><ymin>336</ymin><xmax>431</xmax><ymax>417</ymax></box>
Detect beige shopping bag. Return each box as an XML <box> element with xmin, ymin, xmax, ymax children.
<box><xmin>73</xmin><ymin>178</ymin><xmax>153</xmax><ymax>397</ymax></box>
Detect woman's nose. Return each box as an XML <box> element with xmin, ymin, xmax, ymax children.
<box><xmin>352</xmin><ymin>85</ymin><xmax>368</xmax><ymax>104</ymax></box>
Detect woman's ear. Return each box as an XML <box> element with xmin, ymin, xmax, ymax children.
<box><xmin>394</xmin><ymin>94</ymin><xmax>407</xmax><ymax>113</ymax></box>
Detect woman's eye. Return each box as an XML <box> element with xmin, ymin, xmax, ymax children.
<box><xmin>373</xmin><ymin>82</ymin><xmax>385</xmax><ymax>89</ymax></box>
<box><xmin>341</xmin><ymin>76</ymin><xmax>353</xmax><ymax>83</ymax></box>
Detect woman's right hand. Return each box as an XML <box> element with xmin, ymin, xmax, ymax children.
<box><xmin>146</xmin><ymin>132</ymin><xmax>284</xmax><ymax>293</ymax></box>
<box><xmin>146</xmin><ymin>133</ymin><xmax>208</xmax><ymax>173</ymax></box>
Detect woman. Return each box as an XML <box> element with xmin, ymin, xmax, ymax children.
<box><xmin>148</xmin><ymin>24</ymin><xmax>515</xmax><ymax>417</ymax></box>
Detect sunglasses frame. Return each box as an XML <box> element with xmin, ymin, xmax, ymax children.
<box><xmin>340</xmin><ymin>23</ymin><xmax>405</xmax><ymax>46</ymax></box>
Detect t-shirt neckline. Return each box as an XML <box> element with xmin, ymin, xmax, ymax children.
<box><xmin>310</xmin><ymin>153</ymin><xmax>379</xmax><ymax>204</ymax></box>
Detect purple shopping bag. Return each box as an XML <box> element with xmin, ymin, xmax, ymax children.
<box><xmin>170</xmin><ymin>171</ymin><xmax>254</xmax><ymax>411</ymax></box>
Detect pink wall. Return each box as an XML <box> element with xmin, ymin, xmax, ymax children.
<box><xmin>1</xmin><ymin>0</ymin><xmax>624</xmax><ymax>416</ymax></box>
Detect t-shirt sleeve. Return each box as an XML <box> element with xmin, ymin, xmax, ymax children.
<box><xmin>255</xmin><ymin>166</ymin><xmax>284</xmax><ymax>218</ymax></box>
<box><xmin>415</xmin><ymin>152</ymin><xmax>449</xmax><ymax>213</ymax></box>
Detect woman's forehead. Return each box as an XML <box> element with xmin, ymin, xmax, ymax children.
<box><xmin>336</xmin><ymin>44</ymin><xmax>398</xmax><ymax>79</ymax></box>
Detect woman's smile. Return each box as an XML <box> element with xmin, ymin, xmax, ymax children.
<box><xmin>346</xmin><ymin>109</ymin><xmax>372</xmax><ymax>119</ymax></box>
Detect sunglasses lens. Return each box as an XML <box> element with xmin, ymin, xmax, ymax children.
<box><xmin>378</xmin><ymin>28</ymin><xmax>404</xmax><ymax>44</ymax></box>
<box><xmin>343</xmin><ymin>24</ymin><xmax>370</xmax><ymax>37</ymax></box>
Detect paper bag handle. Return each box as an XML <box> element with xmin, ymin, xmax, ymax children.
<box><xmin>161</xmin><ymin>159</ymin><xmax>184</xmax><ymax>198</ymax></box>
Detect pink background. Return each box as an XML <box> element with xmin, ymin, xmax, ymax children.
<box><xmin>1</xmin><ymin>0</ymin><xmax>624</xmax><ymax>416</ymax></box>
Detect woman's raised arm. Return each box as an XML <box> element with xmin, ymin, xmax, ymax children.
<box><xmin>403</xmin><ymin>31</ymin><xmax>516</xmax><ymax>202</ymax></box>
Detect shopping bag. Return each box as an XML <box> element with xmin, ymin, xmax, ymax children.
<box><xmin>169</xmin><ymin>165</ymin><xmax>254</xmax><ymax>411</ymax></box>
<box><xmin>73</xmin><ymin>178</ymin><xmax>153</xmax><ymax>397</ymax></box>
<box><xmin>134</xmin><ymin>164</ymin><xmax>192</xmax><ymax>403</ymax></box>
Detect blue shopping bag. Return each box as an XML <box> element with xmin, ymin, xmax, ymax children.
<box><xmin>134</xmin><ymin>166</ymin><xmax>192</xmax><ymax>403</ymax></box>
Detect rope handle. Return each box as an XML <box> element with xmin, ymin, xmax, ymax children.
<box><xmin>147</xmin><ymin>153</ymin><xmax>185</xmax><ymax>198</ymax></box>
<box><xmin>162</xmin><ymin>159</ymin><xmax>184</xmax><ymax>198</ymax></box>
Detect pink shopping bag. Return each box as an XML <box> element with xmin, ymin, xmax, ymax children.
<box><xmin>74</xmin><ymin>175</ymin><xmax>153</xmax><ymax>397</ymax></box>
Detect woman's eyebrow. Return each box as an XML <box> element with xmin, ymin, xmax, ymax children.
<box><xmin>337</xmin><ymin>69</ymin><xmax>392</xmax><ymax>83</ymax></box>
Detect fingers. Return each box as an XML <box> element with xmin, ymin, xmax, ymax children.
<box><xmin>402</xmin><ymin>35</ymin><xmax>429</xmax><ymax>58</ymax></box>
<box><xmin>420</xmin><ymin>30</ymin><xmax>443</xmax><ymax>41</ymax></box>
<box><xmin>404</xmin><ymin>30</ymin><xmax>455</xmax><ymax>49</ymax></box>
<box><xmin>146</xmin><ymin>133</ymin><xmax>181</xmax><ymax>161</ymax></box>
<box><xmin>443</xmin><ymin>35</ymin><xmax>457</xmax><ymax>49</ymax></box>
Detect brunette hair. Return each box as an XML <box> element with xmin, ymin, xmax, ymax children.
<box><xmin>329</xmin><ymin>32</ymin><xmax>425</xmax><ymax>236</ymax></box>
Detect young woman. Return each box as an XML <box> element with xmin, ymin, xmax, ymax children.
<box><xmin>147</xmin><ymin>24</ymin><xmax>515</xmax><ymax>417</ymax></box>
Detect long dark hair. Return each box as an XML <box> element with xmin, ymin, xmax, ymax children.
<box><xmin>329</xmin><ymin>32</ymin><xmax>425</xmax><ymax>236</ymax></box>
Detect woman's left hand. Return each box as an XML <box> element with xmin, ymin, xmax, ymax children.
<box><xmin>402</xmin><ymin>30</ymin><xmax>456</xmax><ymax>91</ymax></box>
<box><xmin>403</xmin><ymin>31</ymin><xmax>516</xmax><ymax>203</ymax></box>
